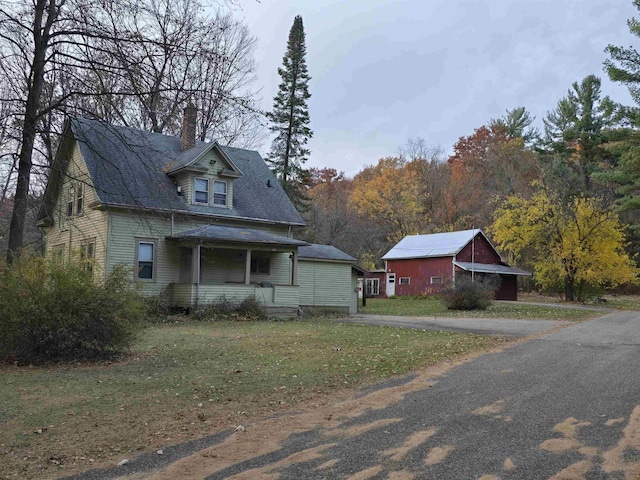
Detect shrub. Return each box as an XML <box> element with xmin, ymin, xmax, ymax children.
<box><xmin>440</xmin><ymin>274</ymin><xmax>499</xmax><ymax>310</ymax></box>
<box><xmin>0</xmin><ymin>256</ymin><xmax>146</xmax><ymax>364</ymax></box>
<box><xmin>192</xmin><ymin>295</ymin><xmax>266</xmax><ymax>321</ymax></box>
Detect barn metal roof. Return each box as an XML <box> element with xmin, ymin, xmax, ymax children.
<box><xmin>453</xmin><ymin>261</ymin><xmax>531</xmax><ymax>276</ymax></box>
<box><xmin>382</xmin><ymin>229</ymin><xmax>488</xmax><ymax>260</ymax></box>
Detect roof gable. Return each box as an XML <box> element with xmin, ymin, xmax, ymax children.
<box><xmin>382</xmin><ymin>229</ymin><xmax>496</xmax><ymax>260</ymax></box>
<box><xmin>60</xmin><ymin>118</ymin><xmax>304</xmax><ymax>226</ymax></box>
<box><xmin>165</xmin><ymin>141</ymin><xmax>242</xmax><ymax>177</ymax></box>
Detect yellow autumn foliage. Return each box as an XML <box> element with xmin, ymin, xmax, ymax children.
<box><xmin>490</xmin><ymin>190</ymin><xmax>637</xmax><ymax>300</ymax></box>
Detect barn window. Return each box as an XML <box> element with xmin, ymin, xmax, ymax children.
<box><xmin>431</xmin><ymin>276</ymin><xmax>443</xmax><ymax>284</ymax></box>
<box><xmin>365</xmin><ymin>278</ymin><xmax>379</xmax><ymax>296</ymax></box>
<box><xmin>399</xmin><ymin>277</ymin><xmax>410</xmax><ymax>285</ymax></box>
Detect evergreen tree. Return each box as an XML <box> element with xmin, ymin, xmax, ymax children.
<box><xmin>266</xmin><ymin>15</ymin><xmax>312</xmax><ymax>205</ymax></box>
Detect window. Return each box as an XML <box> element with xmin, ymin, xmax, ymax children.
<box><xmin>365</xmin><ymin>278</ymin><xmax>379</xmax><ymax>296</ymax></box>
<box><xmin>80</xmin><ymin>241</ymin><xmax>95</xmax><ymax>274</ymax></box>
<box><xmin>137</xmin><ymin>240</ymin><xmax>155</xmax><ymax>280</ymax></box>
<box><xmin>250</xmin><ymin>255</ymin><xmax>270</xmax><ymax>274</ymax></box>
<box><xmin>52</xmin><ymin>244</ymin><xmax>65</xmax><ymax>265</ymax></box>
<box><xmin>399</xmin><ymin>277</ymin><xmax>410</xmax><ymax>285</ymax></box>
<box><xmin>76</xmin><ymin>184</ymin><xmax>84</xmax><ymax>215</ymax></box>
<box><xmin>66</xmin><ymin>187</ymin><xmax>74</xmax><ymax>218</ymax></box>
<box><xmin>431</xmin><ymin>276</ymin><xmax>443</xmax><ymax>285</ymax></box>
<box><xmin>194</xmin><ymin>178</ymin><xmax>209</xmax><ymax>204</ymax></box>
<box><xmin>213</xmin><ymin>180</ymin><xmax>227</xmax><ymax>206</ymax></box>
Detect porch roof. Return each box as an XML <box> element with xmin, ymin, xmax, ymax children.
<box><xmin>453</xmin><ymin>261</ymin><xmax>531</xmax><ymax>276</ymax></box>
<box><xmin>167</xmin><ymin>224</ymin><xmax>309</xmax><ymax>248</ymax></box>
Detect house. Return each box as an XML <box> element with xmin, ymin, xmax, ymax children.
<box><xmin>36</xmin><ymin>110</ymin><xmax>360</xmax><ymax>313</ymax></box>
<box><xmin>381</xmin><ymin>229</ymin><xmax>531</xmax><ymax>301</ymax></box>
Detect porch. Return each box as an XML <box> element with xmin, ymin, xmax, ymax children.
<box><xmin>166</xmin><ymin>224</ymin><xmax>309</xmax><ymax>309</ymax></box>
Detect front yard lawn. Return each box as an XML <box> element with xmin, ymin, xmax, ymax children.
<box><xmin>361</xmin><ymin>297</ymin><xmax>600</xmax><ymax>321</ymax></box>
<box><xmin>0</xmin><ymin>319</ymin><xmax>506</xmax><ymax>479</ymax></box>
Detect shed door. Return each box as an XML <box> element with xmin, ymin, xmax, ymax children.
<box><xmin>386</xmin><ymin>273</ymin><xmax>396</xmax><ymax>297</ymax></box>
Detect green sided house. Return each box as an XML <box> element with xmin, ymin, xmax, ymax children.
<box><xmin>36</xmin><ymin>110</ymin><xmax>362</xmax><ymax>314</ymax></box>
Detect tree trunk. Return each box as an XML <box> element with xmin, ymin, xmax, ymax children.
<box><xmin>564</xmin><ymin>276</ymin><xmax>575</xmax><ymax>302</ymax></box>
<box><xmin>6</xmin><ymin>0</ymin><xmax>55</xmax><ymax>262</ymax></box>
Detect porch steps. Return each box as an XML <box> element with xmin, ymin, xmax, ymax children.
<box><xmin>265</xmin><ymin>307</ymin><xmax>301</xmax><ymax>318</ymax></box>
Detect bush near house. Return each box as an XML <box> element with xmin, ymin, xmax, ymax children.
<box><xmin>440</xmin><ymin>274</ymin><xmax>499</xmax><ymax>310</ymax></box>
<box><xmin>0</xmin><ymin>256</ymin><xmax>146</xmax><ymax>364</ymax></box>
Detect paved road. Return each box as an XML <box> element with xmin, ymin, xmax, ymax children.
<box><xmin>69</xmin><ymin>311</ymin><xmax>640</xmax><ymax>479</ymax></box>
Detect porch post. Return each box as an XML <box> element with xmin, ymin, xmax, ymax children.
<box><xmin>291</xmin><ymin>250</ymin><xmax>298</xmax><ymax>285</ymax></box>
<box><xmin>192</xmin><ymin>244</ymin><xmax>201</xmax><ymax>284</ymax></box>
<box><xmin>245</xmin><ymin>249</ymin><xmax>252</xmax><ymax>285</ymax></box>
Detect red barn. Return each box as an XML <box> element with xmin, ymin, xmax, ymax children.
<box><xmin>381</xmin><ymin>229</ymin><xmax>530</xmax><ymax>301</ymax></box>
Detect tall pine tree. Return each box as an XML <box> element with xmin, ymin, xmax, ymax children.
<box><xmin>266</xmin><ymin>15</ymin><xmax>312</xmax><ymax>205</ymax></box>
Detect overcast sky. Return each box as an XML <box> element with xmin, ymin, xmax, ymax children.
<box><xmin>234</xmin><ymin>0</ymin><xmax>637</xmax><ymax>177</ymax></box>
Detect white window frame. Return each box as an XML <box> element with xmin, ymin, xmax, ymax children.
<box><xmin>136</xmin><ymin>239</ymin><xmax>156</xmax><ymax>281</ymax></box>
<box><xmin>51</xmin><ymin>244</ymin><xmax>65</xmax><ymax>265</ymax></box>
<box><xmin>213</xmin><ymin>180</ymin><xmax>227</xmax><ymax>207</ymax></box>
<box><xmin>365</xmin><ymin>278</ymin><xmax>380</xmax><ymax>296</ymax></box>
<box><xmin>194</xmin><ymin>177</ymin><xmax>210</xmax><ymax>204</ymax></box>
<box><xmin>431</xmin><ymin>276</ymin><xmax>444</xmax><ymax>285</ymax></box>
<box><xmin>399</xmin><ymin>277</ymin><xmax>410</xmax><ymax>285</ymax></box>
<box><xmin>66</xmin><ymin>186</ymin><xmax>74</xmax><ymax>218</ymax></box>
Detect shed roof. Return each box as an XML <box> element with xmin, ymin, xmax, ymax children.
<box><xmin>298</xmin><ymin>244</ymin><xmax>356</xmax><ymax>262</ymax></box>
<box><xmin>40</xmin><ymin>118</ymin><xmax>305</xmax><ymax>226</ymax></box>
<box><xmin>382</xmin><ymin>229</ymin><xmax>490</xmax><ymax>260</ymax></box>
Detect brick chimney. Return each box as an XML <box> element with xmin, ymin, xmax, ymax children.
<box><xmin>181</xmin><ymin>101</ymin><xmax>197</xmax><ymax>151</ymax></box>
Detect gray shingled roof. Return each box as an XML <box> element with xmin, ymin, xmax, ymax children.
<box><xmin>453</xmin><ymin>261</ymin><xmax>531</xmax><ymax>276</ymax></box>
<box><xmin>167</xmin><ymin>225</ymin><xmax>308</xmax><ymax>247</ymax></box>
<box><xmin>382</xmin><ymin>229</ymin><xmax>489</xmax><ymax>260</ymax></box>
<box><xmin>70</xmin><ymin>118</ymin><xmax>305</xmax><ymax>226</ymax></box>
<box><xmin>298</xmin><ymin>244</ymin><xmax>357</xmax><ymax>262</ymax></box>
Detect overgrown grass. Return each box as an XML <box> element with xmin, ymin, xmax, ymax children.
<box><xmin>361</xmin><ymin>297</ymin><xmax>600</xmax><ymax>321</ymax></box>
<box><xmin>0</xmin><ymin>320</ymin><xmax>504</xmax><ymax>479</ymax></box>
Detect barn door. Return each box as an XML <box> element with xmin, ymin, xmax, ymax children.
<box><xmin>386</xmin><ymin>273</ymin><xmax>396</xmax><ymax>297</ymax></box>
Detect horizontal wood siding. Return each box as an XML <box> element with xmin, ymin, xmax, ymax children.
<box><xmin>351</xmin><ymin>271</ymin><xmax>358</xmax><ymax>314</ymax></box>
<box><xmin>457</xmin><ymin>235</ymin><xmax>501</xmax><ymax>264</ymax></box>
<box><xmin>107</xmin><ymin>212</ymin><xmax>293</xmax><ymax>296</ymax></box>
<box><xmin>273</xmin><ymin>285</ymin><xmax>299</xmax><ymax>307</ymax></box>
<box><xmin>298</xmin><ymin>260</ymin><xmax>351</xmax><ymax>308</ymax></box>
<box><xmin>44</xmin><ymin>143</ymin><xmax>109</xmax><ymax>274</ymax></box>
<box><xmin>387</xmin><ymin>257</ymin><xmax>453</xmax><ymax>296</ymax></box>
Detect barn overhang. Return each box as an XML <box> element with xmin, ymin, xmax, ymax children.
<box><xmin>453</xmin><ymin>261</ymin><xmax>531</xmax><ymax>276</ymax></box>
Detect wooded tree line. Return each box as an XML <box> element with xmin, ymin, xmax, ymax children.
<box><xmin>301</xmin><ymin>66</ymin><xmax>640</xmax><ymax>299</ymax></box>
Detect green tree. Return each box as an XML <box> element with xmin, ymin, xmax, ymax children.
<box><xmin>490</xmin><ymin>189</ymin><xmax>637</xmax><ymax>301</ymax></box>
<box><xmin>542</xmin><ymin>75</ymin><xmax>619</xmax><ymax>197</ymax></box>
<box><xmin>604</xmin><ymin>0</ymin><xmax>640</xmax><ymax>124</ymax></box>
<box><xmin>266</xmin><ymin>15</ymin><xmax>312</xmax><ymax>205</ymax></box>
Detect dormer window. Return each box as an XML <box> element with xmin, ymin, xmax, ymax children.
<box><xmin>194</xmin><ymin>178</ymin><xmax>209</xmax><ymax>204</ymax></box>
<box><xmin>213</xmin><ymin>180</ymin><xmax>227</xmax><ymax>206</ymax></box>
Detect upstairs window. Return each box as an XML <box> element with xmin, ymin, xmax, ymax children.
<box><xmin>213</xmin><ymin>180</ymin><xmax>227</xmax><ymax>206</ymax></box>
<box><xmin>76</xmin><ymin>184</ymin><xmax>84</xmax><ymax>215</ymax></box>
<box><xmin>194</xmin><ymin>178</ymin><xmax>209</xmax><ymax>204</ymax></box>
<box><xmin>66</xmin><ymin>187</ymin><xmax>74</xmax><ymax>218</ymax></box>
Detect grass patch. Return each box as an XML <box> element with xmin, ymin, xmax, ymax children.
<box><xmin>0</xmin><ymin>319</ymin><xmax>504</xmax><ymax>479</ymax></box>
<box><xmin>361</xmin><ymin>297</ymin><xmax>599</xmax><ymax>321</ymax></box>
